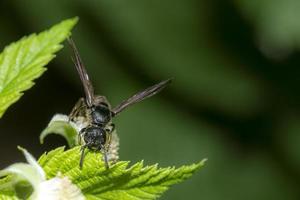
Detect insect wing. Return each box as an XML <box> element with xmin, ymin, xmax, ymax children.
<box><xmin>68</xmin><ymin>37</ymin><xmax>95</xmax><ymax>107</ymax></box>
<box><xmin>112</xmin><ymin>79</ymin><xmax>172</xmax><ymax>116</ymax></box>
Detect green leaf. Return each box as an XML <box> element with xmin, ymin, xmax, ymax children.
<box><xmin>40</xmin><ymin>114</ymin><xmax>79</xmax><ymax>147</ymax></box>
<box><xmin>0</xmin><ymin>147</ymin><xmax>85</xmax><ymax>199</ymax></box>
<box><xmin>38</xmin><ymin>146</ymin><xmax>205</xmax><ymax>200</ymax></box>
<box><xmin>0</xmin><ymin>175</ymin><xmax>16</xmax><ymax>197</ymax></box>
<box><xmin>0</xmin><ymin>194</ymin><xmax>20</xmax><ymax>200</ymax></box>
<box><xmin>0</xmin><ymin>17</ymin><xmax>78</xmax><ymax>118</ymax></box>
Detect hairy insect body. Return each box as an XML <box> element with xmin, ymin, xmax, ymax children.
<box><xmin>71</xmin><ymin>97</ymin><xmax>115</xmax><ymax>169</ymax></box>
<box><xmin>82</xmin><ymin>102</ymin><xmax>114</xmax><ymax>150</ymax></box>
<box><xmin>67</xmin><ymin>38</ymin><xmax>171</xmax><ymax>169</ymax></box>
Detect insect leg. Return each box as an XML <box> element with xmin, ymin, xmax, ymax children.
<box><xmin>103</xmin><ymin>150</ymin><xmax>109</xmax><ymax>170</ymax></box>
<box><xmin>99</xmin><ymin>146</ymin><xmax>109</xmax><ymax>169</ymax></box>
<box><xmin>69</xmin><ymin>98</ymin><xmax>86</xmax><ymax>122</ymax></box>
<box><xmin>78</xmin><ymin>128</ymin><xmax>86</xmax><ymax>145</ymax></box>
<box><xmin>105</xmin><ymin>123</ymin><xmax>115</xmax><ymax>133</ymax></box>
<box><xmin>79</xmin><ymin>144</ymin><xmax>87</xmax><ymax>169</ymax></box>
<box><xmin>110</xmin><ymin>123</ymin><xmax>115</xmax><ymax>133</ymax></box>
<box><xmin>78</xmin><ymin>133</ymin><xmax>82</xmax><ymax>145</ymax></box>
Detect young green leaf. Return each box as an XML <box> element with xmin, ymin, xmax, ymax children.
<box><xmin>0</xmin><ymin>17</ymin><xmax>78</xmax><ymax>118</ymax></box>
<box><xmin>40</xmin><ymin>114</ymin><xmax>79</xmax><ymax>147</ymax></box>
<box><xmin>38</xmin><ymin>146</ymin><xmax>205</xmax><ymax>200</ymax></box>
<box><xmin>0</xmin><ymin>194</ymin><xmax>19</xmax><ymax>200</ymax></box>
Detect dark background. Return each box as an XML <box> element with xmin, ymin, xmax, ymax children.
<box><xmin>1</xmin><ymin>0</ymin><xmax>300</xmax><ymax>199</ymax></box>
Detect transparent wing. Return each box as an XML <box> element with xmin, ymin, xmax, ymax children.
<box><xmin>68</xmin><ymin>37</ymin><xmax>95</xmax><ymax>107</ymax></box>
<box><xmin>112</xmin><ymin>79</ymin><xmax>172</xmax><ymax>116</ymax></box>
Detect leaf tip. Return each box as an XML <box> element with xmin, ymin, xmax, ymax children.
<box><xmin>61</xmin><ymin>16</ymin><xmax>79</xmax><ymax>29</ymax></box>
<box><xmin>189</xmin><ymin>159</ymin><xmax>207</xmax><ymax>171</ymax></box>
<box><xmin>60</xmin><ymin>17</ymin><xmax>79</xmax><ymax>38</ymax></box>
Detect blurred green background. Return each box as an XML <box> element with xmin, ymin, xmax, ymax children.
<box><xmin>1</xmin><ymin>0</ymin><xmax>300</xmax><ymax>199</ymax></box>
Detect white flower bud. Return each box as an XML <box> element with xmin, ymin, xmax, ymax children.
<box><xmin>36</xmin><ymin>175</ymin><xmax>85</xmax><ymax>200</ymax></box>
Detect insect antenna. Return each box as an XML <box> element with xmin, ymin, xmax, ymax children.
<box><xmin>68</xmin><ymin>37</ymin><xmax>95</xmax><ymax>107</ymax></box>
<box><xmin>111</xmin><ymin>78</ymin><xmax>172</xmax><ymax>116</ymax></box>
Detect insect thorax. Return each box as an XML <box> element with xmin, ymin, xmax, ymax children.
<box><xmin>90</xmin><ymin>104</ymin><xmax>111</xmax><ymax>125</ymax></box>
